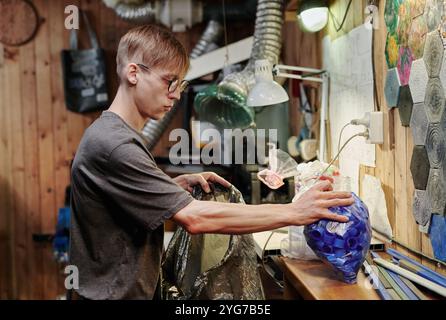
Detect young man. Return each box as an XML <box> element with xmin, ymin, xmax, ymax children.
<box><xmin>69</xmin><ymin>25</ymin><xmax>353</xmax><ymax>300</ymax></box>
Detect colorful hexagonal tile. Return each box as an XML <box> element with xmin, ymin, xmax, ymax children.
<box><xmin>426</xmin><ymin>168</ymin><xmax>446</xmax><ymax>214</ymax></box>
<box><xmin>426</xmin><ymin>122</ymin><xmax>446</xmax><ymax>168</ymax></box>
<box><xmin>430</xmin><ymin>214</ymin><xmax>446</xmax><ymax>261</ymax></box>
<box><xmin>409</xmin><ymin>59</ymin><xmax>429</xmax><ymax>103</ymax></box>
<box><xmin>410</xmin><ymin>145</ymin><xmax>431</xmax><ymax>190</ymax></box>
<box><xmin>424</xmin><ymin>31</ymin><xmax>444</xmax><ymax>77</ymax></box>
<box><xmin>397</xmin><ymin>1</ymin><xmax>412</xmax><ymax>46</ymax></box>
<box><xmin>385</xmin><ymin>68</ymin><xmax>402</xmax><ymax>108</ymax></box>
<box><xmin>408</xmin><ymin>15</ymin><xmax>428</xmax><ymax>59</ymax></box>
<box><xmin>424</xmin><ymin>0</ymin><xmax>443</xmax><ymax>32</ymax></box>
<box><xmin>385</xmin><ymin>0</ymin><xmax>401</xmax><ymax>34</ymax></box>
<box><xmin>410</xmin><ymin>102</ymin><xmax>430</xmax><ymax>145</ymax></box>
<box><xmin>397</xmin><ymin>85</ymin><xmax>414</xmax><ymax>126</ymax></box>
<box><xmin>409</xmin><ymin>0</ymin><xmax>426</xmax><ymax>18</ymax></box>
<box><xmin>424</xmin><ymin>77</ymin><xmax>445</xmax><ymax>123</ymax></box>
<box><xmin>413</xmin><ymin>189</ymin><xmax>433</xmax><ymax>227</ymax></box>
<box><xmin>397</xmin><ymin>46</ymin><xmax>414</xmax><ymax>86</ymax></box>
<box><xmin>386</xmin><ymin>32</ymin><xmax>400</xmax><ymax>68</ymax></box>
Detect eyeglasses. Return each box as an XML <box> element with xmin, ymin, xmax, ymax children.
<box><xmin>136</xmin><ymin>63</ymin><xmax>189</xmax><ymax>93</ymax></box>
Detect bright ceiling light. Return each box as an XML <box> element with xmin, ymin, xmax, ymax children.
<box><xmin>297</xmin><ymin>0</ymin><xmax>329</xmax><ymax>33</ymax></box>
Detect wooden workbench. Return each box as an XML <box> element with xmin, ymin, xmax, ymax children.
<box><xmin>277</xmin><ymin>256</ymin><xmax>381</xmax><ymax>300</ymax></box>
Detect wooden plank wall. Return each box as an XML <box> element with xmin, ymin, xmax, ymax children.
<box><xmin>328</xmin><ymin>0</ymin><xmax>445</xmax><ymax>275</ymax></box>
<box><xmin>0</xmin><ymin>0</ymin><xmax>252</xmax><ymax>299</ymax></box>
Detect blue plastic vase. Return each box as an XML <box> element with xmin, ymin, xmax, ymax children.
<box><xmin>304</xmin><ymin>193</ymin><xmax>372</xmax><ymax>284</ymax></box>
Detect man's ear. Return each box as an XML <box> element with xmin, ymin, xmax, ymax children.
<box><xmin>126</xmin><ymin>63</ymin><xmax>138</xmax><ymax>85</ymax></box>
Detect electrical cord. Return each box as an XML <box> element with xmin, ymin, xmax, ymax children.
<box><xmin>337</xmin><ymin>123</ymin><xmax>352</xmax><ymax>155</ymax></box>
<box><xmin>317</xmin><ymin>130</ymin><xmax>369</xmax><ymax>180</ymax></box>
<box><xmin>261</xmin><ymin>229</ymin><xmax>288</xmax><ymax>289</ymax></box>
<box><xmin>328</xmin><ymin>0</ymin><xmax>353</xmax><ymax>32</ymax></box>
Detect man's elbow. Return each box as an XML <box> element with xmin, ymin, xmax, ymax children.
<box><xmin>172</xmin><ymin>200</ymin><xmax>203</xmax><ymax>235</ymax></box>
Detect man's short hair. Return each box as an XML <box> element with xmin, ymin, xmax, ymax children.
<box><xmin>116</xmin><ymin>24</ymin><xmax>189</xmax><ymax>82</ymax></box>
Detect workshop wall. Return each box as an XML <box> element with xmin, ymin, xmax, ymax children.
<box><xmin>328</xmin><ymin>0</ymin><xmax>445</xmax><ymax>275</ymax></box>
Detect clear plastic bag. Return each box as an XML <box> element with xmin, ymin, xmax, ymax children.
<box><xmin>280</xmin><ymin>226</ymin><xmax>319</xmax><ymax>260</ymax></box>
<box><xmin>257</xmin><ymin>144</ymin><xmax>298</xmax><ymax>189</ymax></box>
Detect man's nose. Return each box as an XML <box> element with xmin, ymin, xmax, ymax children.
<box><xmin>168</xmin><ymin>87</ymin><xmax>181</xmax><ymax>101</ymax></box>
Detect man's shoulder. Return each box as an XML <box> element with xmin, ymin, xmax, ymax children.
<box><xmin>75</xmin><ymin>112</ymin><xmax>146</xmax><ymax>165</ymax></box>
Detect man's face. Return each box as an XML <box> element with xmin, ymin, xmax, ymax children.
<box><xmin>133</xmin><ymin>64</ymin><xmax>183</xmax><ymax>121</ymax></box>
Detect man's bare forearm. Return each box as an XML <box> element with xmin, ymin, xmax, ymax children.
<box><xmin>173</xmin><ymin>200</ymin><xmax>292</xmax><ymax>234</ymax></box>
<box><xmin>172</xmin><ymin>181</ymin><xmax>352</xmax><ymax>235</ymax></box>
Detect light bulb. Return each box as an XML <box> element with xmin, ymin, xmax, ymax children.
<box><xmin>298</xmin><ymin>7</ymin><xmax>328</xmax><ymax>32</ymax></box>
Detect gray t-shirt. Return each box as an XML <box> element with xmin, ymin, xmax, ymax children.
<box><xmin>70</xmin><ymin>111</ymin><xmax>194</xmax><ymax>300</ymax></box>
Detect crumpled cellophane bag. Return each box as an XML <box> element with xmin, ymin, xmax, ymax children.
<box><xmin>161</xmin><ymin>183</ymin><xmax>265</xmax><ymax>300</ymax></box>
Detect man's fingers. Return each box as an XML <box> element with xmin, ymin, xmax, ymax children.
<box><xmin>202</xmin><ymin>172</ymin><xmax>231</xmax><ymax>188</ymax></box>
<box><xmin>321</xmin><ymin>191</ymin><xmax>353</xmax><ymax>200</ymax></box>
<box><xmin>323</xmin><ymin>197</ymin><xmax>355</xmax><ymax>208</ymax></box>
<box><xmin>318</xmin><ymin>175</ymin><xmax>334</xmax><ymax>183</ymax></box>
<box><xmin>197</xmin><ymin>175</ymin><xmax>211</xmax><ymax>192</ymax></box>
<box><xmin>321</xmin><ymin>211</ymin><xmax>349</xmax><ymax>223</ymax></box>
<box><xmin>312</xmin><ymin>180</ymin><xmax>333</xmax><ymax>192</ymax></box>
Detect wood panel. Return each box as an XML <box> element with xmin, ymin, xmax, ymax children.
<box><xmin>328</xmin><ymin>0</ymin><xmax>445</xmax><ymax>276</ymax></box>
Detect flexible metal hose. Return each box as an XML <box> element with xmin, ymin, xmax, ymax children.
<box><xmin>194</xmin><ymin>0</ymin><xmax>285</xmax><ymax>129</ymax></box>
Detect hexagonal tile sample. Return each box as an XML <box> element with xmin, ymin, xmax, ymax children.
<box><xmin>413</xmin><ymin>189</ymin><xmax>433</xmax><ymax>227</ymax></box>
<box><xmin>424</xmin><ymin>0</ymin><xmax>443</xmax><ymax>32</ymax></box>
<box><xmin>426</xmin><ymin>168</ymin><xmax>446</xmax><ymax>214</ymax></box>
<box><xmin>439</xmin><ymin>52</ymin><xmax>446</xmax><ymax>89</ymax></box>
<box><xmin>430</xmin><ymin>214</ymin><xmax>446</xmax><ymax>261</ymax></box>
<box><xmin>397</xmin><ymin>85</ymin><xmax>413</xmax><ymax>126</ymax></box>
<box><xmin>386</xmin><ymin>32</ymin><xmax>400</xmax><ymax>69</ymax></box>
<box><xmin>424</xmin><ymin>31</ymin><xmax>444</xmax><ymax>77</ymax></box>
<box><xmin>426</xmin><ymin>122</ymin><xmax>446</xmax><ymax>168</ymax></box>
<box><xmin>424</xmin><ymin>77</ymin><xmax>445</xmax><ymax>123</ymax></box>
<box><xmin>409</xmin><ymin>59</ymin><xmax>429</xmax><ymax>104</ymax></box>
<box><xmin>409</xmin><ymin>15</ymin><xmax>429</xmax><ymax>60</ymax></box>
<box><xmin>410</xmin><ymin>145</ymin><xmax>431</xmax><ymax>190</ymax></box>
<box><xmin>397</xmin><ymin>1</ymin><xmax>412</xmax><ymax>46</ymax></box>
<box><xmin>397</xmin><ymin>47</ymin><xmax>414</xmax><ymax>86</ymax></box>
<box><xmin>385</xmin><ymin>0</ymin><xmax>400</xmax><ymax>34</ymax></box>
<box><xmin>385</xmin><ymin>68</ymin><xmax>401</xmax><ymax>108</ymax></box>
<box><xmin>410</xmin><ymin>102</ymin><xmax>429</xmax><ymax>145</ymax></box>
<box><xmin>409</xmin><ymin>0</ymin><xmax>426</xmax><ymax>18</ymax></box>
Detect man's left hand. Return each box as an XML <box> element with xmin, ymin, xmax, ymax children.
<box><xmin>173</xmin><ymin>172</ymin><xmax>231</xmax><ymax>193</ymax></box>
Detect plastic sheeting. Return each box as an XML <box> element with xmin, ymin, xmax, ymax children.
<box><xmin>162</xmin><ymin>183</ymin><xmax>265</xmax><ymax>300</ymax></box>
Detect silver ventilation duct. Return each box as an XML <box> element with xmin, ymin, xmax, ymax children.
<box><xmin>114</xmin><ymin>1</ymin><xmax>157</xmax><ymax>24</ymax></box>
<box><xmin>194</xmin><ymin>0</ymin><xmax>285</xmax><ymax>129</ymax></box>
<box><xmin>141</xmin><ymin>20</ymin><xmax>223</xmax><ymax>150</ymax></box>
<box><xmin>102</xmin><ymin>0</ymin><xmax>158</xmax><ymax>24</ymax></box>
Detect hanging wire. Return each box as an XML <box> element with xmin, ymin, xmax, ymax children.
<box><xmin>221</xmin><ymin>0</ymin><xmax>230</xmax><ymax>68</ymax></box>
<box><xmin>328</xmin><ymin>0</ymin><xmax>353</xmax><ymax>32</ymax></box>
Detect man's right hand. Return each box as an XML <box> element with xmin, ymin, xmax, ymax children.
<box><xmin>289</xmin><ymin>180</ymin><xmax>353</xmax><ymax>225</ymax></box>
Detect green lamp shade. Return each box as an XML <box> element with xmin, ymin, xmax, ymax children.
<box><xmin>194</xmin><ymin>84</ymin><xmax>255</xmax><ymax>129</ymax></box>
